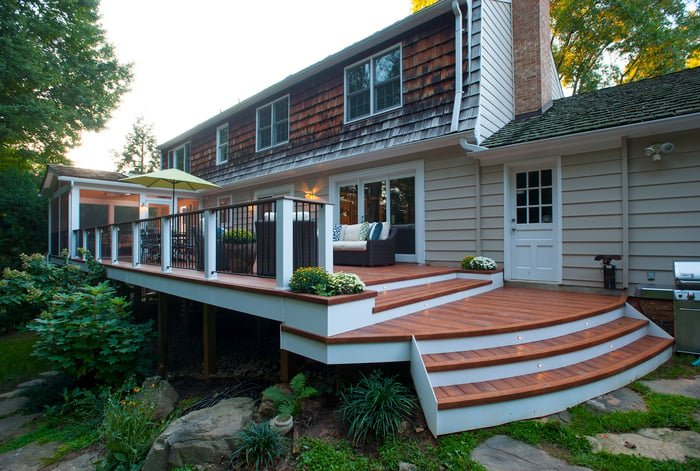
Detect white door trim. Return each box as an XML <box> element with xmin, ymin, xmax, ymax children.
<box><xmin>329</xmin><ymin>160</ymin><xmax>425</xmax><ymax>263</ymax></box>
<box><xmin>503</xmin><ymin>157</ymin><xmax>562</xmax><ymax>283</ymax></box>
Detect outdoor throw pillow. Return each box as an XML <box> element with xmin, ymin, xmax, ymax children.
<box><xmin>369</xmin><ymin>222</ymin><xmax>383</xmax><ymax>240</ymax></box>
<box><xmin>332</xmin><ymin>224</ymin><xmax>343</xmax><ymax>241</ymax></box>
<box><xmin>358</xmin><ymin>221</ymin><xmax>371</xmax><ymax>241</ymax></box>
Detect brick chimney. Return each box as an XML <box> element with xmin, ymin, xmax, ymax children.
<box><xmin>512</xmin><ymin>0</ymin><xmax>553</xmax><ymax>119</ymax></box>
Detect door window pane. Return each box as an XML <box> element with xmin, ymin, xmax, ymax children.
<box><xmin>339</xmin><ymin>185</ymin><xmax>358</xmax><ymax>225</ymax></box>
<box><xmin>390</xmin><ymin>177</ymin><xmax>415</xmax><ymax>224</ymax></box>
<box><xmin>364</xmin><ymin>180</ymin><xmax>386</xmax><ymax>223</ymax></box>
<box><xmin>515</xmin><ymin>169</ymin><xmax>553</xmax><ymax>224</ymax></box>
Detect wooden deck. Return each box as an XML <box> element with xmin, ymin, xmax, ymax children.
<box><xmin>282</xmin><ymin>287</ymin><xmax>627</xmax><ymax>344</ymax></box>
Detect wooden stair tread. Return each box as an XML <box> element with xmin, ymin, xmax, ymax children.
<box><xmin>423</xmin><ymin>318</ymin><xmax>648</xmax><ymax>372</ymax></box>
<box><xmin>373</xmin><ymin>279</ymin><xmax>491</xmax><ymax>313</ymax></box>
<box><xmin>435</xmin><ymin>335</ymin><xmax>674</xmax><ymax>410</ymax></box>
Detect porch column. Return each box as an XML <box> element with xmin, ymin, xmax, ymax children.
<box><xmin>203</xmin><ymin>209</ymin><xmax>218</xmax><ymax>280</ymax></box>
<box><xmin>318</xmin><ymin>202</ymin><xmax>333</xmax><ymax>273</ymax></box>
<box><xmin>161</xmin><ymin>217</ymin><xmax>172</xmax><ymax>273</ymax></box>
<box><xmin>157</xmin><ymin>292</ymin><xmax>168</xmax><ymax>376</ymax></box>
<box><xmin>275</xmin><ymin>198</ymin><xmax>294</xmax><ymax>289</ymax></box>
<box><xmin>203</xmin><ymin>304</ymin><xmax>217</xmax><ymax>378</ymax></box>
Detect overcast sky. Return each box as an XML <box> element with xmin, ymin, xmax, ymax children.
<box><xmin>67</xmin><ymin>0</ymin><xmax>412</xmax><ymax>171</ymax></box>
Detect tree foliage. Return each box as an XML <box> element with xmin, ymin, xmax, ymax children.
<box><xmin>411</xmin><ymin>0</ymin><xmax>439</xmax><ymax>13</ymax></box>
<box><xmin>0</xmin><ymin>0</ymin><xmax>132</xmax><ymax>171</ymax></box>
<box><xmin>0</xmin><ymin>168</ymin><xmax>47</xmax><ymax>270</ymax></box>
<box><xmin>113</xmin><ymin>116</ymin><xmax>160</xmax><ymax>174</ymax></box>
<box><xmin>551</xmin><ymin>0</ymin><xmax>700</xmax><ymax>94</ymax></box>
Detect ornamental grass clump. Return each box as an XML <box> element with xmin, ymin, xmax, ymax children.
<box><xmin>337</xmin><ymin>370</ymin><xmax>417</xmax><ymax>445</ymax></box>
<box><xmin>461</xmin><ymin>255</ymin><xmax>497</xmax><ymax>271</ymax></box>
<box><xmin>230</xmin><ymin>420</ymin><xmax>288</xmax><ymax>470</ymax></box>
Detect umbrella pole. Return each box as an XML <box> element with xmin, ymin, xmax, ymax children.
<box><xmin>172</xmin><ymin>183</ymin><xmax>176</xmax><ymax>214</ymax></box>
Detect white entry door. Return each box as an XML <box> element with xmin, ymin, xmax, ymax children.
<box><xmin>509</xmin><ymin>166</ymin><xmax>560</xmax><ymax>282</ymax></box>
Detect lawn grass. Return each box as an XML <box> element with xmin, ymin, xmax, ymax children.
<box><xmin>0</xmin><ymin>330</ymin><xmax>52</xmax><ymax>393</ymax></box>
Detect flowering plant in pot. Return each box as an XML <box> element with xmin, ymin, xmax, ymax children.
<box><xmin>218</xmin><ymin>229</ymin><xmax>256</xmax><ymax>273</ymax></box>
<box><xmin>461</xmin><ymin>255</ymin><xmax>497</xmax><ymax>271</ymax></box>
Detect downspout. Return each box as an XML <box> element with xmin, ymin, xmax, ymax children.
<box><xmin>450</xmin><ymin>0</ymin><xmax>464</xmax><ymax>132</ymax></box>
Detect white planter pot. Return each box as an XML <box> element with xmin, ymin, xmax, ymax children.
<box><xmin>269</xmin><ymin>414</ymin><xmax>293</xmax><ymax>435</ymax></box>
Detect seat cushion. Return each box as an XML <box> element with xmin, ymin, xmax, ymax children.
<box><xmin>333</xmin><ymin>241</ymin><xmax>367</xmax><ymax>251</ymax></box>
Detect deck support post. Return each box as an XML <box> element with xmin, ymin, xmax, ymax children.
<box><xmin>157</xmin><ymin>292</ymin><xmax>168</xmax><ymax>376</ymax></box>
<box><xmin>203</xmin><ymin>304</ymin><xmax>217</xmax><ymax>378</ymax></box>
<box><xmin>280</xmin><ymin>349</ymin><xmax>290</xmax><ymax>382</ymax></box>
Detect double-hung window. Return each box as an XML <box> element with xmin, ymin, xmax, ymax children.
<box><xmin>256</xmin><ymin>96</ymin><xmax>289</xmax><ymax>151</ymax></box>
<box><xmin>167</xmin><ymin>142</ymin><xmax>191</xmax><ymax>172</ymax></box>
<box><xmin>216</xmin><ymin>124</ymin><xmax>228</xmax><ymax>164</ymax></box>
<box><xmin>345</xmin><ymin>45</ymin><xmax>402</xmax><ymax>122</ymax></box>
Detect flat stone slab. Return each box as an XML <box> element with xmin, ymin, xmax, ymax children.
<box><xmin>640</xmin><ymin>376</ymin><xmax>700</xmax><ymax>399</ymax></box>
<box><xmin>585</xmin><ymin>387</ymin><xmax>647</xmax><ymax>413</ymax></box>
<box><xmin>0</xmin><ymin>413</ymin><xmax>39</xmax><ymax>442</ymax></box>
<box><xmin>0</xmin><ymin>396</ymin><xmax>28</xmax><ymax>416</ymax></box>
<box><xmin>17</xmin><ymin>379</ymin><xmax>45</xmax><ymax>389</ymax></box>
<box><xmin>587</xmin><ymin>428</ymin><xmax>700</xmax><ymax>462</ymax></box>
<box><xmin>0</xmin><ymin>442</ymin><xmax>61</xmax><ymax>471</ymax></box>
<box><xmin>50</xmin><ymin>451</ymin><xmax>100</xmax><ymax>471</ymax></box>
<box><xmin>472</xmin><ymin>435</ymin><xmax>591</xmax><ymax>471</ymax></box>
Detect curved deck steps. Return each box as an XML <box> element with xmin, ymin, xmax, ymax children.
<box><xmin>423</xmin><ymin>317</ymin><xmax>649</xmax><ymax>372</ymax></box>
<box><xmin>434</xmin><ymin>335</ymin><xmax>674</xmax><ymax>410</ymax></box>
<box><xmin>373</xmin><ymin>278</ymin><xmax>491</xmax><ymax>313</ymax></box>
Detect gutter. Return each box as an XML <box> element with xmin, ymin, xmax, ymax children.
<box><xmin>450</xmin><ymin>0</ymin><xmax>464</xmax><ymax>132</ymax></box>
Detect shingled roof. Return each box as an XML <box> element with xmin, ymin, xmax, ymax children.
<box><xmin>482</xmin><ymin>67</ymin><xmax>700</xmax><ymax>148</ymax></box>
<box><xmin>47</xmin><ymin>164</ymin><xmax>127</xmax><ymax>182</ymax></box>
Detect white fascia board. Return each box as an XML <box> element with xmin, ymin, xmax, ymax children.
<box><xmin>158</xmin><ymin>1</ymin><xmax>462</xmax><ymax>151</ymax></box>
<box><xmin>473</xmin><ymin>113</ymin><xmax>700</xmax><ymax>164</ymax></box>
<box><xmin>58</xmin><ymin>176</ymin><xmax>200</xmax><ymax>197</ymax></box>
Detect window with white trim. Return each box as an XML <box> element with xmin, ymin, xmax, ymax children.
<box><xmin>256</xmin><ymin>96</ymin><xmax>289</xmax><ymax>151</ymax></box>
<box><xmin>345</xmin><ymin>45</ymin><xmax>402</xmax><ymax>122</ymax></box>
<box><xmin>216</xmin><ymin>124</ymin><xmax>228</xmax><ymax>164</ymax></box>
<box><xmin>167</xmin><ymin>142</ymin><xmax>191</xmax><ymax>171</ymax></box>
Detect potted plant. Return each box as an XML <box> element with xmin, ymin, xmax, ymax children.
<box><xmin>261</xmin><ymin>373</ymin><xmax>317</xmax><ymax>434</ymax></box>
<box><xmin>219</xmin><ymin>229</ymin><xmax>256</xmax><ymax>274</ymax></box>
<box><xmin>461</xmin><ymin>255</ymin><xmax>497</xmax><ymax>271</ymax></box>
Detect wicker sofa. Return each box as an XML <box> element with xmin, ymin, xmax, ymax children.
<box><xmin>333</xmin><ymin>222</ymin><xmax>397</xmax><ymax>267</ymax></box>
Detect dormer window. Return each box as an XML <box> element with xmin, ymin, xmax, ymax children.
<box><xmin>345</xmin><ymin>45</ymin><xmax>402</xmax><ymax>122</ymax></box>
<box><xmin>167</xmin><ymin>142</ymin><xmax>191</xmax><ymax>172</ymax></box>
<box><xmin>256</xmin><ymin>96</ymin><xmax>289</xmax><ymax>151</ymax></box>
<box><xmin>216</xmin><ymin>124</ymin><xmax>228</xmax><ymax>164</ymax></box>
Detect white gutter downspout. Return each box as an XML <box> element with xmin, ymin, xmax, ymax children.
<box><xmin>450</xmin><ymin>0</ymin><xmax>464</xmax><ymax>132</ymax></box>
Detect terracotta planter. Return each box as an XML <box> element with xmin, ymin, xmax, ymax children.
<box><xmin>269</xmin><ymin>414</ymin><xmax>293</xmax><ymax>435</ymax></box>
<box><xmin>217</xmin><ymin>242</ymin><xmax>256</xmax><ymax>274</ymax></box>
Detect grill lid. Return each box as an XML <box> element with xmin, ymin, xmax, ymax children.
<box><xmin>674</xmin><ymin>260</ymin><xmax>700</xmax><ymax>289</ymax></box>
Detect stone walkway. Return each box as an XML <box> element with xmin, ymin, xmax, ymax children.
<box><xmin>1</xmin><ymin>374</ymin><xmax>699</xmax><ymax>470</ymax></box>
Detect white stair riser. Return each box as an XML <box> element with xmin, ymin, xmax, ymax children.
<box><xmin>417</xmin><ymin>308</ymin><xmax>625</xmax><ymax>354</ymax></box>
<box><xmin>427</xmin><ymin>327</ymin><xmax>650</xmax><ymax>386</ymax></box>
<box><xmin>366</xmin><ymin>273</ymin><xmax>458</xmax><ymax>292</ymax></box>
<box><xmin>430</xmin><ymin>347</ymin><xmax>672</xmax><ymax>436</ymax></box>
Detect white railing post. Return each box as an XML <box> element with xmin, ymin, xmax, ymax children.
<box><xmin>276</xmin><ymin>198</ymin><xmax>294</xmax><ymax>289</ymax></box>
<box><xmin>81</xmin><ymin>230</ymin><xmax>88</xmax><ymax>260</ymax></box>
<box><xmin>318</xmin><ymin>202</ymin><xmax>334</xmax><ymax>273</ymax></box>
<box><xmin>132</xmin><ymin>222</ymin><xmax>141</xmax><ymax>267</ymax></box>
<box><xmin>94</xmin><ymin>228</ymin><xmax>102</xmax><ymax>261</ymax></box>
<box><xmin>111</xmin><ymin>226</ymin><xmax>119</xmax><ymax>264</ymax></box>
<box><xmin>161</xmin><ymin>217</ymin><xmax>172</xmax><ymax>273</ymax></box>
<box><xmin>204</xmin><ymin>209</ymin><xmax>218</xmax><ymax>280</ymax></box>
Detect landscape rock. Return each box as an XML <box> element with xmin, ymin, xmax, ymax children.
<box><xmin>585</xmin><ymin>387</ymin><xmax>647</xmax><ymax>413</ymax></box>
<box><xmin>0</xmin><ymin>442</ymin><xmax>61</xmax><ymax>471</ymax></box>
<box><xmin>50</xmin><ymin>451</ymin><xmax>100</xmax><ymax>470</ymax></box>
<box><xmin>142</xmin><ymin>396</ymin><xmax>255</xmax><ymax>471</ymax></box>
<box><xmin>640</xmin><ymin>376</ymin><xmax>700</xmax><ymax>399</ymax></box>
<box><xmin>0</xmin><ymin>413</ymin><xmax>39</xmax><ymax>442</ymax></box>
<box><xmin>472</xmin><ymin>435</ymin><xmax>591</xmax><ymax>471</ymax></box>
<box><xmin>135</xmin><ymin>377</ymin><xmax>180</xmax><ymax>421</ymax></box>
<box><xmin>0</xmin><ymin>396</ymin><xmax>29</xmax><ymax>416</ymax></box>
<box><xmin>586</xmin><ymin>428</ymin><xmax>700</xmax><ymax>462</ymax></box>
<box><xmin>17</xmin><ymin>379</ymin><xmax>45</xmax><ymax>389</ymax></box>
<box><xmin>398</xmin><ymin>462</ymin><xmax>418</xmax><ymax>471</ymax></box>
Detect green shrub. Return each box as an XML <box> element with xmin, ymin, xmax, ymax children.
<box><xmin>96</xmin><ymin>382</ymin><xmax>161</xmax><ymax>471</ymax></box>
<box><xmin>460</xmin><ymin>255</ymin><xmax>475</xmax><ymax>269</ymax></box>
<box><xmin>337</xmin><ymin>370</ymin><xmax>417</xmax><ymax>445</ymax></box>
<box><xmin>28</xmin><ymin>281</ymin><xmax>154</xmax><ymax>385</ymax></box>
<box><xmin>222</xmin><ymin>228</ymin><xmax>256</xmax><ymax>243</ymax></box>
<box><xmin>296</xmin><ymin>437</ymin><xmax>368</xmax><ymax>471</ymax></box>
<box><xmin>230</xmin><ymin>421</ymin><xmax>288</xmax><ymax>470</ymax></box>
<box><xmin>262</xmin><ymin>373</ymin><xmax>318</xmax><ymax>419</ymax></box>
<box><xmin>328</xmin><ymin>272</ymin><xmax>365</xmax><ymax>295</ymax></box>
<box><xmin>288</xmin><ymin>266</ymin><xmax>332</xmax><ymax>295</ymax></box>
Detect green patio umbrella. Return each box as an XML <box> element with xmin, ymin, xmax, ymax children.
<box><xmin>121</xmin><ymin>168</ymin><xmax>221</xmax><ymax>214</ymax></box>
